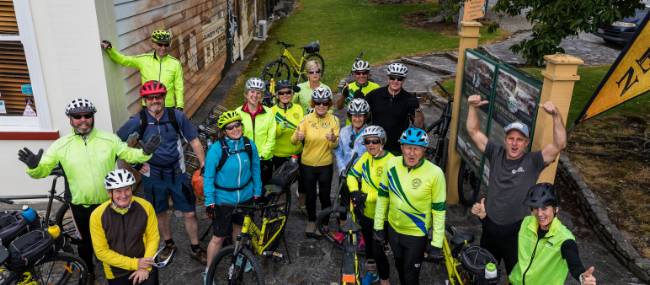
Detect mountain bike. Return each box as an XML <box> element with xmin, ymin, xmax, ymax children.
<box><xmin>260</xmin><ymin>40</ymin><xmax>325</xmax><ymax>95</ymax></box>
<box><xmin>427</xmin><ymin>225</ymin><xmax>498</xmax><ymax>285</ymax></box>
<box><xmin>0</xmin><ymin>243</ymin><xmax>87</xmax><ymax>285</ymax></box>
<box><xmin>424</xmin><ymin>81</ymin><xmax>480</xmax><ymax>207</ymax></box>
<box><xmin>204</xmin><ymin>188</ymin><xmax>292</xmax><ymax>285</ymax></box>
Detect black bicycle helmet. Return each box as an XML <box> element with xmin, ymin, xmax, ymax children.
<box><xmin>524</xmin><ymin>183</ymin><xmax>558</xmax><ymax>208</ymax></box>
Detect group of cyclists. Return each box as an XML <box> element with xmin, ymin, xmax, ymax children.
<box><xmin>14</xmin><ymin>29</ymin><xmax>599</xmax><ymax>285</ymax></box>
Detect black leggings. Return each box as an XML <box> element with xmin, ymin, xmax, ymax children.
<box><xmin>387</xmin><ymin>224</ymin><xmax>427</xmax><ymax>285</ymax></box>
<box><xmin>260</xmin><ymin>159</ymin><xmax>274</xmax><ymax>187</ymax></box>
<box><xmin>108</xmin><ymin>269</ymin><xmax>159</xmax><ymax>285</ymax></box>
<box><xmin>358</xmin><ymin>215</ymin><xmax>390</xmax><ymax>280</ymax></box>
<box><xmin>299</xmin><ymin>164</ymin><xmax>333</xmax><ymax>221</ymax></box>
<box><xmin>480</xmin><ymin>216</ymin><xmax>521</xmax><ymax>274</ymax></box>
<box><xmin>70</xmin><ymin>204</ymin><xmax>99</xmax><ymax>273</ymax></box>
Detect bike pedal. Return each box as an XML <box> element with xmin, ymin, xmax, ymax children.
<box><xmin>262</xmin><ymin>251</ymin><xmax>284</xmax><ymax>259</ymax></box>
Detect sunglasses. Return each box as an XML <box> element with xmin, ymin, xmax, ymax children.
<box><xmin>388</xmin><ymin>76</ymin><xmax>404</xmax><ymax>82</ymax></box>
<box><xmin>277</xmin><ymin>91</ymin><xmax>292</xmax><ymax>96</ymax></box>
<box><xmin>224</xmin><ymin>122</ymin><xmax>242</xmax><ymax>131</ymax></box>
<box><xmin>70</xmin><ymin>114</ymin><xmax>93</xmax><ymax>120</ymax></box>
<box><xmin>145</xmin><ymin>94</ymin><xmax>164</xmax><ymax>101</ymax></box>
<box><xmin>314</xmin><ymin>101</ymin><xmax>331</xmax><ymax>106</ymax></box>
<box><xmin>152</xmin><ymin>246</ymin><xmax>175</xmax><ymax>268</ymax></box>
<box><xmin>364</xmin><ymin>139</ymin><xmax>382</xmax><ymax>145</ymax></box>
<box><xmin>156</xmin><ymin>43</ymin><xmax>170</xmax><ymax>47</ymax></box>
<box><xmin>354</xmin><ymin>71</ymin><xmax>369</xmax><ymax>75</ymax></box>
<box><xmin>308</xmin><ymin>70</ymin><xmax>321</xmax><ymax>75</ymax></box>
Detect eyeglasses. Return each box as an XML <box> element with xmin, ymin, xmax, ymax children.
<box><xmin>363</xmin><ymin>139</ymin><xmax>382</xmax><ymax>145</ymax></box>
<box><xmin>156</xmin><ymin>43</ymin><xmax>170</xmax><ymax>47</ymax></box>
<box><xmin>152</xmin><ymin>246</ymin><xmax>175</xmax><ymax>268</ymax></box>
<box><xmin>277</xmin><ymin>91</ymin><xmax>292</xmax><ymax>96</ymax></box>
<box><xmin>224</xmin><ymin>122</ymin><xmax>242</xmax><ymax>131</ymax></box>
<box><xmin>145</xmin><ymin>94</ymin><xmax>164</xmax><ymax>101</ymax></box>
<box><xmin>314</xmin><ymin>101</ymin><xmax>331</xmax><ymax>106</ymax></box>
<box><xmin>308</xmin><ymin>70</ymin><xmax>321</xmax><ymax>75</ymax></box>
<box><xmin>70</xmin><ymin>114</ymin><xmax>94</xmax><ymax>120</ymax></box>
<box><xmin>388</xmin><ymin>76</ymin><xmax>404</xmax><ymax>82</ymax></box>
<box><xmin>354</xmin><ymin>71</ymin><xmax>369</xmax><ymax>75</ymax></box>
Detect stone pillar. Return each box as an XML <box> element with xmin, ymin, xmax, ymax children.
<box><xmin>535</xmin><ymin>54</ymin><xmax>583</xmax><ymax>183</ymax></box>
<box><xmin>446</xmin><ymin>21</ymin><xmax>482</xmax><ymax>204</ymax></box>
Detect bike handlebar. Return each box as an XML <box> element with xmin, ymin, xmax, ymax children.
<box><xmin>0</xmin><ymin>198</ymin><xmax>14</xmax><ymax>205</ymax></box>
<box><xmin>276</xmin><ymin>41</ymin><xmax>294</xmax><ymax>48</ymax></box>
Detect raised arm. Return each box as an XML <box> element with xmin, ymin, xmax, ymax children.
<box><xmin>540</xmin><ymin>101</ymin><xmax>567</xmax><ymax>165</ymax></box>
<box><xmin>466</xmin><ymin>95</ymin><xmax>489</xmax><ymax>153</ymax></box>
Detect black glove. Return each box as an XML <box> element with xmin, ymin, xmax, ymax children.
<box><xmin>18</xmin><ymin>147</ymin><xmax>43</xmax><ymax>169</ymax></box>
<box><xmin>101</xmin><ymin>40</ymin><xmax>112</xmax><ymax>49</ymax></box>
<box><xmin>206</xmin><ymin>205</ymin><xmax>216</xmax><ymax>219</ymax></box>
<box><xmin>426</xmin><ymin>245</ymin><xmax>443</xmax><ymax>262</ymax></box>
<box><xmin>373</xmin><ymin>229</ymin><xmax>386</xmax><ymax>244</ymax></box>
<box><xmin>350</xmin><ymin>191</ymin><xmax>366</xmax><ymax>207</ymax></box>
<box><xmin>140</xmin><ymin>134</ymin><xmax>161</xmax><ymax>155</ymax></box>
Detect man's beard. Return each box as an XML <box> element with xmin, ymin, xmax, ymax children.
<box><xmin>74</xmin><ymin>121</ymin><xmax>94</xmax><ymax>135</ymax></box>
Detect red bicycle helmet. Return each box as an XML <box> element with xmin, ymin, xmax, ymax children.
<box><xmin>140</xmin><ymin>80</ymin><xmax>167</xmax><ymax>97</ymax></box>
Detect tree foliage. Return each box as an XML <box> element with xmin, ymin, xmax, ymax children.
<box><xmin>494</xmin><ymin>0</ymin><xmax>643</xmax><ymax>66</ymax></box>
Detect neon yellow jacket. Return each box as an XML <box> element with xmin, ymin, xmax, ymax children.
<box><xmin>90</xmin><ymin>197</ymin><xmax>159</xmax><ymax>279</ymax></box>
<box><xmin>291</xmin><ymin>112</ymin><xmax>339</xmax><ymax>166</ymax></box>
<box><xmin>374</xmin><ymin>156</ymin><xmax>447</xmax><ymax>247</ymax></box>
<box><xmin>271</xmin><ymin>103</ymin><xmax>304</xmax><ymax>158</ymax></box>
<box><xmin>347</xmin><ymin>151</ymin><xmax>394</xmax><ymax>219</ymax></box>
<box><xmin>105</xmin><ymin>48</ymin><xmax>184</xmax><ymax>109</ymax></box>
<box><xmin>236</xmin><ymin>105</ymin><xmax>276</xmax><ymax>160</ymax></box>
<box><xmin>26</xmin><ymin>128</ymin><xmax>151</xmax><ymax>206</ymax></box>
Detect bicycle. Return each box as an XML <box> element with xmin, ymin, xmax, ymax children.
<box><xmin>0</xmin><ymin>243</ymin><xmax>87</xmax><ymax>285</ymax></box>
<box><xmin>260</xmin><ymin>40</ymin><xmax>325</xmax><ymax>95</ymax></box>
<box><xmin>204</xmin><ymin>188</ymin><xmax>292</xmax><ymax>285</ymax></box>
<box><xmin>424</xmin><ymin>81</ymin><xmax>480</xmax><ymax>207</ymax></box>
<box><xmin>427</xmin><ymin>225</ymin><xmax>498</xmax><ymax>285</ymax></box>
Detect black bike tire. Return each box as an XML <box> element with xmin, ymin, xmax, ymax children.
<box><xmin>261</xmin><ymin>60</ymin><xmax>291</xmax><ymax>82</ymax></box>
<box><xmin>300</xmin><ymin>53</ymin><xmax>325</xmax><ymax>81</ymax></box>
<box><xmin>30</xmin><ymin>251</ymin><xmax>88</xmax><ymax>285</ymax></box>
<box><xmin>54</xmin><ymin>203</ymin><xmax>82</xmax><ymax>248</ymax></box>
<box><xmin>315</xmin><ymin>207</ymin><xmax>365</xmax><ymax>255</ymax></box>
<box><xmin>206</xmin><ymin>245</ymin><xmax>265</xmax><ymax>285</ymax></box>
<box><xmin>457</xmin><ymin>161</ymin><xmax>480</xmax><ymax>207</ymax></box>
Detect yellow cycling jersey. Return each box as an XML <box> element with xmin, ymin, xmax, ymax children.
<box><xmin>347</xmin><ymin>151</ymin><xmax>394</xmax><ymax>219</ymax></box>
<box><xmin>373</xmin><ymin>156</ymin><xmax>447</xmax><ymax>247</ymax></box>
<box><xmin>271</xmin><ymin>103</ymin><xmax>304</xmax><ymax>158</ymax></box>
<box><xmin>291</xmin><ymin>112</ymin><xmax>339</xmax><ymax>166</ymax></box>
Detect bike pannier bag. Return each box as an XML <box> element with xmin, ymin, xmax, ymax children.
<box><xmin>8</xmin><ymin>229</ymin><xmax>54</xmax><ymax>269</ymax></box>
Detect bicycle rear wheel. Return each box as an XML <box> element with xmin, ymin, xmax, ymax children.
<box><xmin>206</xmin><ymin>245</ymin><xmax>264</xmax><ymax>285</ymax></box>
<box><xmin>299</xmin><ymin>53</ymin><xmax>325</xmax><ymax>81</ymax></box>
<box><xmin>315</xmin><ymin>207</ymin><xmax>364</xmax><ymax>255</ymax></box>
<box><xmin>54</xmin><ymin>203</ymin><xmax>82</xmax><ymax>248</ymax></box>
<box><xmin>261</xmin><ymin>60</ymin><xmax>291</xmax><ymax>83</ymax></box>
<box><xmin>30</xmin><ymin>251</ymin><xmax>88</xmax><ymax>285</ymax></box>
<box><xmin>458</xmin><ymin>161</ymin><xmax>480</xmax><ymax>207</ymax></box>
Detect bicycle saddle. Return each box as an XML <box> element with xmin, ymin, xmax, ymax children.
<box><xmin>302</xmin><ymin>41</ymin><xmax>320</xmax><ymax>53</ymax></box>
<box><xmin>450</xmin><ymin>230</ymin><xmax>474</xmax><ymax>247</ymax></box>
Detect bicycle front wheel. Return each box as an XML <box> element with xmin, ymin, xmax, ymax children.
<box><xmin>261</xmin><ymin>60</ymin><xmax>291</xmax><ymax>83</ymax></box>
<box><xmin>30</xmin><ymin>251</ymin><xmax>88</xmax><ymax>285</ymax></box>
<box><xmin>300</xmin><ymin>53</ymin><xmax>325</xmax><ymax>81</ymax></box>
<box><xmin>206</xmin><ymin>245</ymin><xmax>264</xmax><ymax>285</ymax></box>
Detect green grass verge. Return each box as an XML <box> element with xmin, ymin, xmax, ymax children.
<box><xmin>221</xmin><ymin>0</ymin><xmax>505</xmax><ymax>109</ymax></box>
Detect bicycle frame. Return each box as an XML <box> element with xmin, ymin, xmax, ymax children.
<box><xmin>340</xmin><ymin>200</ymin><xmax>361</xmax><ymax>285</ymax></box>
<box><xmin>239</xmin><ymin>209</ymin><xmax>287</xmax><ymax>256</ymax></box>
<box><xmin>442</xmin><ymin>237</ymin><xmax>465</xmax><ymax>285</ymax></box>
<box><xmin>280</xmin><ymin>48</ymin><xmax>305</xmax><ymax>75</ymax></box>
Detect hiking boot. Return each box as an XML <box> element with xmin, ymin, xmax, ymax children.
<box><xmin>158</xmin><ymin>243</ymin><xmax>176</xmax><ymax>262</ymax></box>
<box><xmin>333</xmin><ymin>231</ymin><xmax>345</xmax><ymax>244</ymax></box>
<box><xmin>305</xmin><ymin>222</ymin><xmax>322</xmax><ymax>239</ymax></box>
<box><xmin>190</xmin><ymin>247</ymin><xmax>208</xmax><ymax>265</ymax></box>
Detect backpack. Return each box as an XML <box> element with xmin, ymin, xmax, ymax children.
<box><xmin>0</xmin><ymin>211</ymin><xmax>39</xmax><ymax>246</ymax></box>
<box><xmin>7</xmin><ymin>229</ymin><xmax>55</xmax><ymax>269</ymax></box>
<box><xmin>138</xmin><ymin>108</ymin><xmax>181</xmax><ymax>139</ymax></box>
<box><xmin>213</xmin><ymin>137</ymin><xmax>254</xmax><ymax>191</ymax></box>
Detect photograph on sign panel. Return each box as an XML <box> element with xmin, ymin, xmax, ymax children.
<box><xmin>463</xmin><ymin>51</ymin><xmax>496</xmax><ymax>95</ymax></box>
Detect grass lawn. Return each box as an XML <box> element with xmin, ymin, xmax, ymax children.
<box><xmin>221</xmin><ymin>0</ymin><xmax>505</xmax><ymax>108</ymax></box>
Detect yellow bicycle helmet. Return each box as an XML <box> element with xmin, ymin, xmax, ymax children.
<box><xmin>217</xmin><ymin>110</ymin><xmax>242</xmax><ymax>129</ymax></box>
<box><xmin>151</xmin><ymin>30</ymin><xmax>172</xmax><ymax>44</ymax></box>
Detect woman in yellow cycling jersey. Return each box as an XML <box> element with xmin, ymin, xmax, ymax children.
<box><xmin>292</xmin><ymin>86</ymin><xmax>339</xmax><ymax>238</ymax></box>
<box><xmin>270</xmin><ymin>80</ymin><xmax>304</xmax><ymax>168</ymax></box>
<box><xmin>347</xmin><ymin>125</ymin><xmax>393</xmax><ymax>285</ymax></box>
<box><xmin>373</xmin><ymin>127</ymin><xmax>446</xmax><ymax>285</ymax></box>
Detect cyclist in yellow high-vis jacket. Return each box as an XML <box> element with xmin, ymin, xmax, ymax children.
<box><xmin>101</xmin><ymin>30</ymin><xmax>184</xmax><ymax>109</ymax></box>
<box><xmin>271</xmin><ymin>80</ymin><xmax>304</xmax><ymax>167</ymax></box>
<box><xmin>373</xmin><ymin>127</ymin><xmax>446</xmax><ymax>285</ymax></box>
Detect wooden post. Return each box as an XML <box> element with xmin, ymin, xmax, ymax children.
<box><xmin>446</xmin><ymin>21</ymin><xmax>482</xmax><ymax>204</ymax></box>
<box><xmin>535</xmin><ymin>54</ymin><xmax>583</xmax><ymax>183</ymax></box>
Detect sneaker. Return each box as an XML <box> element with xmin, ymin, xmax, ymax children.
<box><xmin>305</xmin><ymin>222</ymin><xmax>322</xmax><ymax>239</ymax></box>
<box><xmin>333</xmin><ymin>231</ymin><xmax>345</xmax><ymax>244</ymax></box>
<box><xmin>190</xmin><ymin>247</ymin><xmax>208</xmax><ymax>265</ymax></box>
<box><xmin>158</xmin><ymin>243</ymin><xmax>176</xmax><ymax>262</ymax></box>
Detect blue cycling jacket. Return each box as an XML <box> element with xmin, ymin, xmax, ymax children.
<box><xmin>333</xmin><ymin>125</ymin><xmax>366</xmax><ymax>174</ymax></box>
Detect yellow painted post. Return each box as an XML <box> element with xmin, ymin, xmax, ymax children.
<box><xmin>534</xmin><ymin>54</ymin><xmax>583</xmax><ymax>183</ymax></box>
<box><xmin>446</xmin><ymin>21</ymin><xmax>482</xmax><ymax>204</ymax></box>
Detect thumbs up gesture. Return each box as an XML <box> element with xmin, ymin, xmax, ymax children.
<box><xmin>326</xmin><ymin>128</ymin><xmax>336</xmax><ymax>142</ymax></box>
<box><xmin>471</xmin><ymin>198</ymin><xmax>486</xmax><ymax>219</ymax></box>
<box><xmin>581</xmin><ymin>266</ymin><xmax>596</xmax><ymax>285</ymax></box>
<box><xmin>295</xmin><ymin>125</ymin><xmax>305</xmax><ymax>141</ymax></box>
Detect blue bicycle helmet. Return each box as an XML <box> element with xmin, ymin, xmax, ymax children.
<box><xmin>399</xmin><ymin>127</ymin><xmax>429</xmax><ymax>147</ymax></box>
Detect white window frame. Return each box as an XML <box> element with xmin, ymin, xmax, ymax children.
<box><xmin>0</xmin><ymin>0</ymin><xmax>52</xmax><ymax>132</ymax></box>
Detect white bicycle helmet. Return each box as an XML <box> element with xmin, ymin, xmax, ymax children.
<box><xmin>245</xmin><ymin>77</ymin><xmax>265</xmax><ymax>92</ymax></box>
<box><xmin>65</xmin><ymin>98</ymin><xmax>97</xmax><ymax>115</ymax></box>
<box><xmin>312</xmin><ymin>86</ymin><xmax>333</xmax><ymax>102</ymax></box>
<box><xmin>351</xmin><ymin>60</ymin><xmax>370</xmax><ymax>72</ymax></box>
<box><xmin>386</xmin><ymin>62</ymin><xmax>408</xmax><ymax>77</ymax></box>
<box><xmin>362</xmin><ymin>125</ymin><xmax>387</xmax><ymax>143</ymax></box>
<box><xmin>104</xmin><ymin>169</ymin><xmax>136</xmax><ymax>190</ymax></box>
<box><xmin>347</xmin><ymin>98</ymin><xmax>370</xmax><ymax>115</ymax></box>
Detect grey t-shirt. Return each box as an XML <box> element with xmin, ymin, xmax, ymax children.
<box><xmin>484</xmin><ymin>141</ymin><xmax>546</xmax><ymax>225</ymax></box>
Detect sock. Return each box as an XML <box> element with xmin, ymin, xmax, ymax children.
<box><xmin>191</xmin><ymin>243</ymin><xmax>201</xmax><ymax>252</ymax></box>
<box><xmin>165</xmin><ymin>239</ymin><xmax>175</xmax><ymax>247</ymax></box>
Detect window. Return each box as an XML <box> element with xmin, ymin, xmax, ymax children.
<box><xmin>0</xmin><ymin>0</ymin><xmax>52</xmax><ymax>134</ymax></box>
